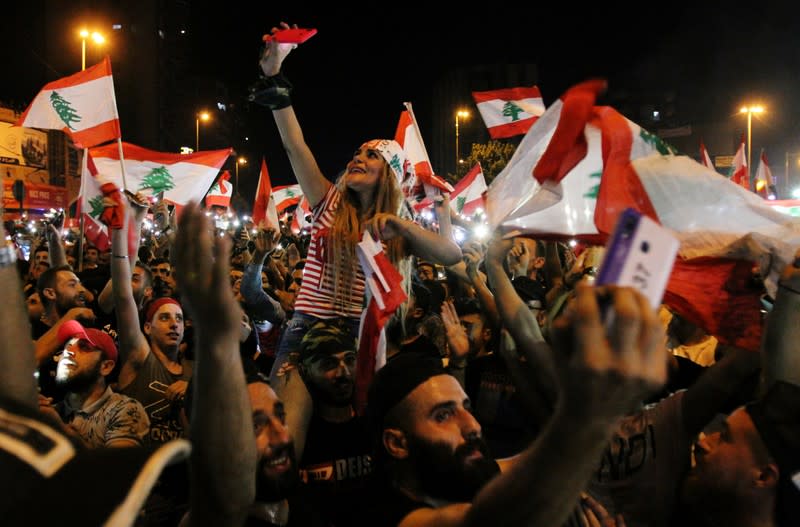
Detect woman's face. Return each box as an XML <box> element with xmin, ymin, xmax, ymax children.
<box><xmin>345</xmin><ymin>145</ymin><xmax>385</xmax><ymax>193</ymax></box>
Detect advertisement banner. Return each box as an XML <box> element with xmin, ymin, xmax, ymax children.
<box><xmin>3</xmin><ymin>180</ymin><xmax>67</xmax><ymax>210</ymax></box>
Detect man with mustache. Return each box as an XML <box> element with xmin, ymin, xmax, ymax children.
<box><xmin>295</xmin><ymin>319</ymin><xmax>373</xmax><ymax>526</ymax></box>
<box><xmin>360</xmin><ymin>283</ymin><xmax>669</xmax><ymax>527</ymax></box>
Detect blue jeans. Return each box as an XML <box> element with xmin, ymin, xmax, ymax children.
<box><xmin>269</xmin><ymin>312</ymin><xmax>360</xmax><ymax>380</ymax></box>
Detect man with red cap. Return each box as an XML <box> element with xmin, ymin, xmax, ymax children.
<box><xmin>38</xmin><ymin>320</ymin><xmax>149</xmax><ymax>448</ymax></box>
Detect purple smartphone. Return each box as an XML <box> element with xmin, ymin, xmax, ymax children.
<box><xmin>595</xmin><ymin>208</ymin><xmax>679</xmax><ymax>309</ymax></box>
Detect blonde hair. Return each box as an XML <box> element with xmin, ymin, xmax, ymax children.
<box><xmin>327</xmin><ymin>163</ymin><xmax>410</xmax><ymax>314</ymax></box>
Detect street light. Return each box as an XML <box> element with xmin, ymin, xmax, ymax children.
<box><xmin>455</xmin><ymin>109</ymin><xmax>470</xmax><ymax>174</ymax></box>
<box><xmin>740</xmin><ymin>104</ymin><xmax>764</xmax><ymax>185</ymax></box>
<box><xmin>79</xmin><ymin>29</ymin><xmax>105</xmax><ymax>71</ymax></box>
<box><xmin>195</xmin><ymin>111</ymin><xmax>210</xmax><ymax>152</ymax></box>
<box><xmin>235</xmin><ymin>157</ymin><xmax>247</xmax><ymax>192</ymax></box>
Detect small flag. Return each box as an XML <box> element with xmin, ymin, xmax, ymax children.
<box><xmin>754</xmin><ymin>150</ymin><xmax>773</xmax><ymax>199</ymax></box>
<box><xmin>354</xmin><ymin>231</ymin><xmax>408</xmax><ymax>414</ymax></box>
<box><xmin>472</xmin><ymin>85</ymin><xmax>545</xmax><ymax>139</ymax></box>
<box><xmin>205</xmin><ymin>170</ymin><xmax>233</xmax><ymax>209</ymax></box>
<box><xmin>16</xmin><ymin>56</ymin><xmax>121</xmax><ymax>148</ymax></box>
<box><xmin>415</xmin><ymin>163</ymin><xmax>487</xmax><ymax>216</ymax></box>
<box><xmin>395</xmin><ymin>104</ymin><xmax>454</xmax><ymax>197</ymax></box>
<box><xmin>252</xmin><ymin>158</ymin><xmax>280</xmax><ymax>228</ymax></box>
<box><xmin>700</xmin><ymin>141</ymin><xmax>715</xmax><ymax>171</ymax></box>
<box><xmin>729</xmin><ymin>135</ymin><xmax>749</xmax><ymax>189</ymax></box>
<box><xmin>272</xmin><ymin>184</ymin><xmax>303</xmax><ymax>212</ymax></box>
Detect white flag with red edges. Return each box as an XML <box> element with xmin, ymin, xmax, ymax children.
<box><xmin>354</xmin><ymin>231</ymin><xmax>408</xmax><ymax>414</ymax></box>
<box><xmin>272</xmin><ymin>184</ymin><xmax>303</xmax><ymax>212</ymax></box>
<box><xmin>754</xmin><ymin>151</ymin><xmax>773</xmax><ymax>198</ymax></box>
<box><xmin>415</xmin><ymin>163</ymin><xmax>487</xmax><ymax>216</ymax></box>
<box><xmin>205</xmin><ymin>170</ymin><xmax>233</xmax><ymax>209</ymax></box>
<box><xmin>395</xmin><ymin>104</ymin><xmax>454</xmax><ymax>197</ymax></box>
<box><xmin>700</xmin><ymin>141</ymin><xmax>715</xmax><ymax>171</ymax></box>
<box><xmin>472</xmin><ymin>85</ymin><xmax>545</xmax><ymax>139</ymax></box>
<box><xmin>729</xmin><ymin>135</ymin><xmax>749</xmax><ymax>189</ymax></box>
<box><xmin>16</xmin><ymin>56</ymin><xmax>121</xmax><ymax>148</ymax></box>
<box><xmin>87</xmin><ymin>142</ymin><xmax>231</xmax><ymax>206</ymax></box>
<box><xmin>485</xmin><ymin>79</ymin><xmax>800</xmax><ymax>352</ymax></box>
<box><xmin>251</xmin><ymin>158</ymin><xmax>280</xmax><ymax>228</ymax></box>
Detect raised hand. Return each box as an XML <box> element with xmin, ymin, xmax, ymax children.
<box><xmin>259</xmin><ymin>21</ymin><xmax>298</xmax><ymax>77</ymax></box>
<box><xmin>252</xmin><ymin>223</ymin><xmax>280</xmax><ymax>263</ymax></box>
<box><xmin>550</xmin><ymin>283</ymin><xmax>667</xmax><ymax>421</ymax></box>
<box><xmin>441</xmin><ymin>299</ymin><xmax>469</xmax><ymax>364</ymax></box>
<box><xmin>174</xmin><ymin>202</ymin><xmax>242</xmax><ymax>340</ymax></box>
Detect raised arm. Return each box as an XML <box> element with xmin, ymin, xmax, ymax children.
<box><xmin>241</xmin><ymin>226</ymin><xmax>286</xmax><ymax>324</ymax></box>
<box><xmin>175</xmin><ymin>202</ymin><xmax>256</xmax><ymax>526</ymax></box>
<box><xmin>110</xmin><ymin>200</ymin><xmax>151</xmax><ymax>389</ymax></box>
<box><xmin>369</xmin><ymin>213</ymin><xmax>462</xmax><ymax>266</ymax></box>
<box><xmin>0</xmin><ymin>222</ymin><xmax>38</xmax><ymax>410</ymax></box>
<box><xmin>761</xmin><ymin>248</ymin><xmax>800</xmax><ymax>389</ymax></box>
<box><xmin>259</xmin><ymin>23</ymin><xmax>331</xmax><ymax>207</ymax></box>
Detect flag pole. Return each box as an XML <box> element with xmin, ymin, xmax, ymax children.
<box><xmin>76</xmin><ymin>148</ymin><xmax>88</xmax><ymax>271</ymax></box>
<box><xmin>116</xmin><ymin>138</ymin><xmax>129</xmax><ymax>191</ymax></box>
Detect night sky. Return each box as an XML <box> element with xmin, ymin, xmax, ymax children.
<box><xmin>4</xmin><ymin>1</ymin><xmax>800</xmax><ymax>196</ymax></box>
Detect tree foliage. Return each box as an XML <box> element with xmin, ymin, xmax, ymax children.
<box><xmin>452</xmin><ymin>140</ymin><xmax>517</xmax><ymax>185</ymax></box>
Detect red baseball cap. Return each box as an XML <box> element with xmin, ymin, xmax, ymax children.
<box><xmin>57</xmin><ymin>320</ymin><xmax>118</xmax><ymax>362</ymax></box>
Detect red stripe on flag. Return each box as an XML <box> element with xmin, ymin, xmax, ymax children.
<box><xmin>71</xmin><ymin>119</ymin><xmax>121</xmax><ymax>148</ymax></box>
<box><xmin>90</xmin><ymin>142</ymin><xmax>232</xmax><ymax>169</ymax></box>
<box><xmin>664</xmin><ymin>257</ymin><xmax>763</xmax><ymax>351</ymax></box>
<box><xmin>488</xmin><ymin>117</ymin><xmax>539</xmax><ymax>139</ymax></box>
<box><xmin>471</xmin><ymin>85</ymin><xmax>542</xmax><ymax>104</ymax></box>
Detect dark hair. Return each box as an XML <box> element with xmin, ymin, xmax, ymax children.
<box><xmin>134</xmin><ymin>262</ymin><xmax>153</xmax><ymax>289</ymax></box>
<box><xmin>36</xmin><ymin>264</ymin><xmax>74</xmax><ymax>305</ymax></box>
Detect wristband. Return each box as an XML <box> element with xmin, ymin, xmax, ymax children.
<box><xmin>247</xmin><ymin>72</ymin><xmax>293</xmax><ymax>110</ymax></box>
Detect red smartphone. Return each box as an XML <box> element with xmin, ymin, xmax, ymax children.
<box><xmin>262</xmin><ymin>28</ymin><xmax>318</xmax><ymax>44</ymax></box>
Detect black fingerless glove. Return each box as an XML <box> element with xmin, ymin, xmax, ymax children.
<box><xmin>247</xmin><ymin>72</ymin><xmax>293</xmax><ymax>110</ymax></box>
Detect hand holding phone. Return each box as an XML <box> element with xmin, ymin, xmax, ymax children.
<box><xmin>595</xmin><ymin>208</ymin><xmax>679</xmax><ymax>309</ymax></box>
<box><xmin>262</xmin><ymin>28</ymin><xmax>317</xmax><ymax>44</ymax></box>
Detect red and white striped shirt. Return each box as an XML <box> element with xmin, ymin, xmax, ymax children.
<box><xmin>293</xmin><ymin>186</ymin><xmax>366</xmax><ymax>319</ymax></box>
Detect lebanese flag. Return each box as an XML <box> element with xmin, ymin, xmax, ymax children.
<box><xmin>205</xmin><ymin>170</ymin><xmax>233</xmax><ymax>209</ymax></box>
<box><xmin>272</xmin><ymin>184</ymin><xmax>303</xmax><ymax>212</ymax></box>
<box><xmin>472</xmin><ymin>85</ymin><xmax>545</xmax><ymax>139</ymax></box>
<box><xmin>290</xmin><ymin>196</ymin><xmax>312</xmax><ymax>235</ymax></box>
<box><xmin>415</xmin><ymin>163</ymin><xmax>487</xmax><ymax>216</ymax></box>
<box><xmin>754</xmin><ymin>151</ymin><xmax>773</xmax><ymax>199</ymax></box>
<box><xmin>729</xmin><ymin>135</ymin><xmax>749</xmax><ymax>189</ymax></box>
<box><xmin>354</xmin><ymin>232</ymin><xmax>408</xmax><ymax>414</ymax></box>
<box><xmin>395</xmin><ymin>104</ymin><xmax>454</xmax><ymax>198</ymax></box>
<box><xmin>16</xmin><ymin>56</ymin><xmax>121</xmax><ymax>148</ymax></box>
<box><xmin>700</xmin><ymin>141</ymin><xmax>715</xmax><ymax>171</ymax></box>
<box><xmin>87</xmin><ymin>142</ymin><xmax>231</xmax><ymax>206</ymax></box>
<box><xmin>485</xmin><ymin>79</ymin><xmax>800</xmax><ymax>351</ymax></box>
<box><xmin>77</xmin><ymin>152</ymin><xmax>136</xmax><ymax>254</ymax></box>
<box><xmin>251</xmin><ymin>158</ymin><xmax>279</xmax><ymax>228</ymax></box>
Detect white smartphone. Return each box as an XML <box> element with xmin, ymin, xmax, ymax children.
<box><xmin>595</xmin><ymin>208</ymin><xmax>679</xmax><ymax>309</ymax></box>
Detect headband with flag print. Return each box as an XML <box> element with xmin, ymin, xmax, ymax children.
<box><xmin>362</xmin><ymin>139</ymin><xmax>407</xmax><ymax>183</ymax></box>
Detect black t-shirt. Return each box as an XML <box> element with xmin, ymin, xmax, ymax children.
<box><xmin>512</xmin><ymin>275</ymin><xmax>547</xmax><ymax>310</ymax></box>
<box><xmin>299</xmin><ymin>412</ymin><xmax>373</xmax><ymax>526</ymax></box>
<box><xmin>355</xmin><ymin>477</ymin><xmax>432</xmax><ymax>527</ymax></box>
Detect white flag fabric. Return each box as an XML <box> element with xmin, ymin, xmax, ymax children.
<box><xmin>272</xmin><ymin>184</ymin><xmax>303</xmax><ymax>212</ymax></box>
<box><xmin>88</xmin><ymin>142</ymin><xmax>231</xmax><ymax>206</ymax></box>
<box><xmin>472</xmin><ymin>86</ymin><xmax>545</xmax><ymax>139</ymax></box>
<box><xmin>16</xmin><ymin>57</ymin><xmax>121</xmax><ymax>148</ymax></box>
